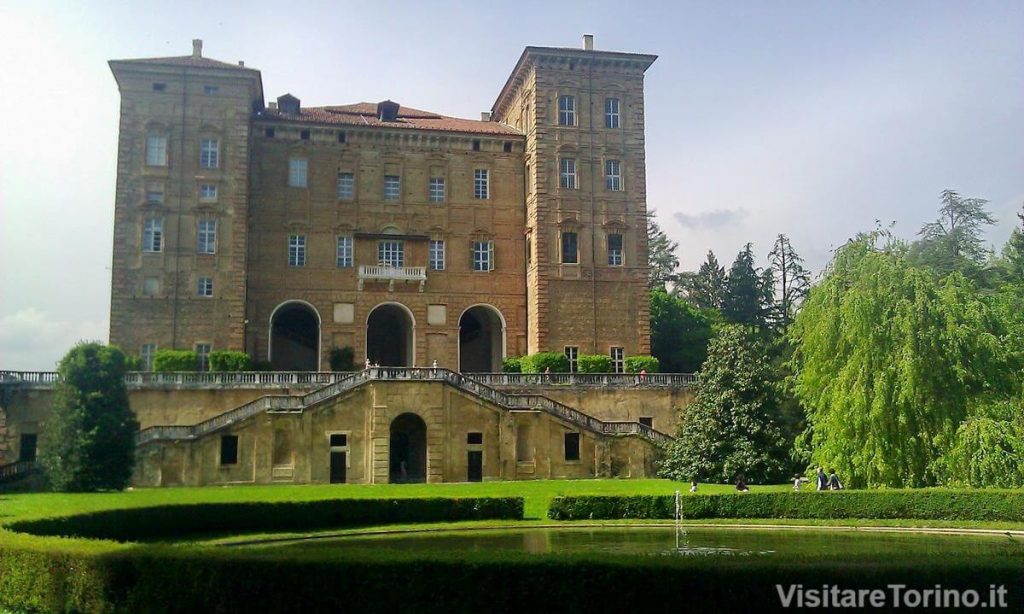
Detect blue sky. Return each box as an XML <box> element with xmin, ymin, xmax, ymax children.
<box><xmin>0</xmin><ymin>0</ymin><xmax>1021</xmax><ymax>369</ymax></box>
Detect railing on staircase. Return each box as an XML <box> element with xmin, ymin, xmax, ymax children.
<box><xmin>0</xmin><ymin>460</ymin><xmax>35</xmax><ymax>485</ymax></box>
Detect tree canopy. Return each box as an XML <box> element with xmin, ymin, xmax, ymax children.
<box><xmin>767</xmin><ymin>234</ymin><xmax>811</xmax><ymax>329</ymax></box>
<box><xmin>721</xmin><ymin>243</ymin><xmax>773</xmax><ymax>330</ymax></box>
<box><xmin>909</xmin><ymin>189</ymin><xmax>996</xmax><ymax>279</ymax></box>
<box><xmin>649</xmin><ymin>288</ymin><xmax>715</xmax><ymax>373</ymax></box>
<box><xmin>646</xmin><ymin>210</ymin><xmax>680</xmax><ymax>289</ymax></box>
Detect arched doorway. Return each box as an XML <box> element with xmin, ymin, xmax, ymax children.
<box><xmin>459</xmin><ymin>305</ymin><xmax>505</xmax><ymax>372</ymax></box>
<box><xmin>389</xmin><ymin>413</ymin><xmax>426</xmax><ymax>483</ymax></box>
<box><xmin>270</xmin><ymin>301</ymin><xmax>320</xmax><ymax>371</ymax></box>
<box><xmin>366</xmin><ymin>303</ymin><xmax>414</xmax><ymax>366</ymax></box>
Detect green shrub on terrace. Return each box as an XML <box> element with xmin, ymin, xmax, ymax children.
<box><xmin>546</xmin><ymin>491</ymin><xmax>1024</xmax><ymax>522</ymax></box>
<box><xmin>521</xmin><ymin>352</ymin><xmax>570</xmax><ymax>373</ymax></box>
<box><xmin>576</xmin><ymin>354</ymin><xmax>612</xmax><ymax>373</ymax></box>
<box><xmin>502</xmin><ymin>356</ymin><xmax>523</xmax><ymax>373</ymax></box>
<box><xmin>152</xmin><ymin>349</ymin><xmax>198</xmax><ymax>372</ymax></box>
<box><xmin>208</xmin><ymin>351</ymin><xmax>253</xmax><ymax>372</ymax></box>
<box><xmin>624</xmin><ymin>355</ymin><xmax>660</xmax><ymax>373</ymax></box>
<box><xmin>328</xmin><ymin>346</ymin><xmax>356</xmax><ymax>371</ymax></box>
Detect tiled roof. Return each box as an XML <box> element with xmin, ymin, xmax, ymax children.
<box><xmin>111</xmin><ymin>55</ymin><xmax>257</xmax><ymax>72</ymax></box>
<box><xmin>260</xmin><ymin>102</ymin><xmax>523</xmax><ymax>136</ymax></box>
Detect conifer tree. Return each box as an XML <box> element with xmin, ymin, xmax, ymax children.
<box><xmin>646</xmin><ymin>210</ymin><xmax>680</xmax><ymax>289</ymax></box>
<box><xmin>767</xmin><ymin>234</ymin><xmax>811</xmax><ymax>329</ymax></box>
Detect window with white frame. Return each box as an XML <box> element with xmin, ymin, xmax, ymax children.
<box><xmin>605</xmin><ymin>159</ymin><xmax>622</xmax><ymax>191</ymax></box>
<box><xmin>564</xmin><ymin>346</ymin><xmax>579</xmax><ymax>372</ymax></box>
<box><xmin>143</xmin><ymin>217</ymin><xmax>163</xmax><ymax>252</ymax></box>
<box><xmin>473</xmin><ymin>169</ymin><xmax>489</xmax><ymax>199</ymax></box>
<box><xmin>289</xmin><ymin>158</ymin><xmax>308</xmax><ymax>187</ymax></box>
<box><xmin>197</xmin><ymin>276</ymin><xmax>213</xmax><ymax>297</ymax></box>
<box><xmin>196</xmin><ymin>344</ymin><xmax>212</xmax><ymax>372</ymax></box>
<box><xmin>378</xmin><ymin>240</ymin><xmax>404</xmax><ymax>267</ymax></box>
<box><xmin>336</xmin><ymin>235</ymin><xmax>353</xmax><ymax>268</ymax></box>
<box><xmin>383</xmin><ymin>175</ymin><xmax>401</xmax><ymax>200</ymax></box>
<box><xmin>610</xmin><ymin>347</ymin><xmax>625</xmax><ymax>373</ymax></box>
<box><xmin>429</xmin><ymin>239</ymin><xmax>445</xmax><ymax>270</ymax></box>
<box><xmin>146</xmin><ymin>135</ymin><xmax>167</xmax><ymax>166</ymax></box>
<box><xmin>197</xmin><ymin>219</ymin><xmax>217</xmax><ymax>254</ymax></box>
<box><xmin>428</xmin><ymin>177</ymin><xmax>445</xmax><ymax>203</ymax></box>
<box><xmin>142</xmin><ymin>277</ymin><xmax>160</xmax><ymax>296</ymax></box>
<box><xmin>288</xmin><ymin>234</ymin><xmax>306</xmax><ymax>267</ymax></box>
<box><xmin>200</xmin><ymin>184</ymin><xmax>218</xmax><ymax>201</ymax></box>
<box><xmin>561</xmin><ymin>231</ymin><xmax>578</xmax><ymax>264</ymax></box>
<box><xmin>607</xmin><ymin>233</ymin><xmax>624</xmax><ymax>266</ymax></box>
<box><xmin>140</xmin><ymin>344</ymin><xmax>157</xmax><ymax>371</ymax></box>
<box><xmin>336</xmin><ymin>171</ymin><xmax>354</xmax><ymax>200</ymax></box>
<box><xmin>605</xmin><ymin>97</ymin><xmax>620</xmax><ymax>128</ymax></box>
<box><xmin>145</xmin><ymin>184</ymin><xmax>164</xmax><ymax>204</ymax></box>
<box><xmin>560</xmin><ymin>158</ymin><xmax>576</xmax><ymax>189</ymax></box>
<box><xmin>558</xmin><ymin>95</ymin><xmax>576</xmax><ymax>126</ymax></box>
<box><xmin>472</xmin><ymin>241</ymin><xmax>494</xmax><ymax>271</ymax></box>
<box><xmin>199</xmin><ymin>139</ymin><xmax>219</xmax><ymax>169</ymax></box>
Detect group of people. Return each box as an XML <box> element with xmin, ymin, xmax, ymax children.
<box><xmin>685</xmin><ymin>467</ymin><xmax>843</xmax><ymax>493</ymax></box>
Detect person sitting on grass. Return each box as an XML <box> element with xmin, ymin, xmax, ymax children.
<box><xmin>828</xmin><ymin>469</ymin><xmax>843</xmax><ymax>490</ymax></box>
<box><xmin>735</xmin><ymin>474</ymin><xmax>749</xmax><ymax>492</ymax></box>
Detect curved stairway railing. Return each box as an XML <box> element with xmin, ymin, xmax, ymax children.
<box><xmin>0</xmin><ymin>460</ymin><xmax>35</xmax><ymax>485</ymax></box>
<box><xmin>135</xmin><ymin>368</ymin><xmax>673</xmax><ymax>446</ymax></box>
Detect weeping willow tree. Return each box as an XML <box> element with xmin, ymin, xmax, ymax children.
<box><xmin>790</xmin><ymin>232</ymin><xmax>1013</xmax><ymax>487</ymax></box>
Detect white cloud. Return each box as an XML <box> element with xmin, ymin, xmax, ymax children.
<box><xmin>0</xmin><ymin>309</ymin><xmax>108</xmax><ymax>371</ymax></box>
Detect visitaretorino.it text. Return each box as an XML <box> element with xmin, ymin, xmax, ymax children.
<box><xmin>776</xmin><ymin>584</ymin><xmax>1009</xmax><ymax>609</ymax></box>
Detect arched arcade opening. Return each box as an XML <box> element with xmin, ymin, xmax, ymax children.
<box><xmin>366</xmin><ymin>303</ymin><xmax>415</xmax><ymax>366</ymax></box>
<box><xmin>269</xmin><ymin>301</ymin><xmax>320</xmax><ymax>371</ymax></box>
<box><xmin>459</xmin><ymin>305</ymin><xmax>505</xmax><ymax>373</ymax></box>
<box><xmin>389</xmin><ymin>412</ymin><xmax>427</xmax><ymax>483</ymax></box>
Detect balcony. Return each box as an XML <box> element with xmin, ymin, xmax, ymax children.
<box><xmin>358</xmin><ymin>265</ymin><xmax>427</xmax><ymax>292</ymax></box>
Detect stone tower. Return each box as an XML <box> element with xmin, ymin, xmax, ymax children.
<box><xmin>108</xmin><ymin>40</ymin><xmax>263</xmax><ymax>368</ymax></box>
<box><xmin>491</xmin><ymin>36</ymin><xmax>657</xmax><ymax>365</ymax></box>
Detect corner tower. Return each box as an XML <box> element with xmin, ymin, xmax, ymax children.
<box><xmin>492</xmin><ymin>36</ymin><xmax>656</xmax><ymax>366</ymax></box>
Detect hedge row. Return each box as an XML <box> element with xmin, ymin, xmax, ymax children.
<box><xmin>9</xmin><ymin>497</ymin><xmax>524</xmax><ymax>542</ymax></box>
<box><xmin>547</xmin><ymin>491</ymin><xmax>1024</xmax><ymax>522</ymax></box>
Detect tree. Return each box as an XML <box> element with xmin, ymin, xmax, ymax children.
<box><xmin>683</xmin><ymin>250</ymin><xmax>728</xmax><ymax>309</ymax></box>
<box><xmin>909</xmin><ymin>189</ymin><xmax>996</xmax><ymax>279</ymax></box>
<box><xmin>767</xmin><ymin>234</ymin><xmax>811</xmax><ymax>329</ymax></box>
<box><xmin>1001</xmin><ymin>203</ymin><xmax>1024</xmax><ymax>282</ymax></box>
<box><xmin>649</xmin><ymin>288</ymin><xmax>715</xmax><ymax>373</ymax></box>
<box><xmin>659</xmin><ymin>325</ymin><xmax>789</xmax><ymax>484</ymax></box>
<box><xmin>721</xmin><ymin>243</ymin><xmax>772</xmax><ymax>329</ymax></box>
<box><xmin>647</xmin><ymin>210</ymin><xmax>680</xmax><ymax>289</ymax></box>
<box><xmin>40</xmin><ymin>343</ymin><xmax>139</xmax><ymax>491</ymax></box>
<box><xmin>790</xmin><ymin>233</ymin><xmax>1013</xmax><ymax>487</ymax></box>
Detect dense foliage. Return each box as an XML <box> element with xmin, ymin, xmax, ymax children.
<box><xmin>721</xmin><ymin>243</ymin><xmax>774</xmax><ymax>330</ymax></box>
<box><xmin>934</xmin><ymin>400</ymin><xmax>1024</xmax><ymax>488</ymax></box>
<box><xmin>646</xmin><ymin>210</ymin><xmax>679</xmax><ymax>289</ymax></box>
<box><xmin>39</xmin><ymin>343</ymin><xmax>139</xmax><ymax>492</ymax></box>
<box><xmin>624</xmin><ymin>355</ymin><xmax>660</xmax><ymax>373</ymax></box>
<box><xmin>649</xmin><ymin>288</ymin><xmax>714</xmax><ymax>373</ymax></box>
<box><xmin>208</xmin><ymin>351</ymin><xmax>252</xmax><ymax>372</ymax></box>
<box><xmin>660</xmin><ymin>326</ymin><xmax>789</xmax><ymax>484</ymax></box>
<box><xmin>328</xmin><ymin>346</ymin><xmax>355</xmax><ymax>371</ymax></box>
<box><xmin>501</xmin><ymin>357</ymin><xmax>523</xmax><ymax>373</ymax></box>
<box><xmin>152</xmin><ymin>349</ymin><xmax>198</xmax><ymax>372</ymax></box>
<box><xmin>520</xmin><ymin>352</ymin><xmax>570</xmax><ymax>373</ymax></box>
<box><xmin>576</xmin><ymin>354</ymin><xmax>613</xmax><ymax>373</ymax></box>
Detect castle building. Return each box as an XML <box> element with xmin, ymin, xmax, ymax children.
<box><xmin>108</xmin><ymin>36</ymin><xmax>657</xmax><ymax>373</ymax></box>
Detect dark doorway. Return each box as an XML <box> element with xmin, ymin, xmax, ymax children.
<box><xmin>330</xmin><ymin>451</ymin><xmax>347</xmax><ymax>484</ymax></box>
<box><xmin>459</xmin><ymin>306</ymin><xmax>504</xmax><ymax>372</ymax></box>
<box><xmin>389</xmin><ymin>413</ymin><xmax>427</xmax><ymax>483</ymax></box>
<box><xmin>18</xmin><ymin>434</ymin><xmax>37</xmax><ymax>463</ymax></box>
<box><xmin>367</xmin><ymin>304</ymin><xmax>413</xmax><ymax>366</ymax></box>
<box><xmin>468</xmin><ymin>451</ymin><xmax>483</xmax><ymax>482</ymax></box>
<box><xmin>271</xmin><ymin>303</ymin><xmax>320</xmax><ymax>371</ymax></box>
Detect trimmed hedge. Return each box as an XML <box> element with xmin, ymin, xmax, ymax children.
<box><xmin>576</xmin><ymin>354</ymin><xmax>612</xmax><ymax>373</ymax></box>
<box><xmin>547</xmin><ymin>491</ymin><xmax>1024</xmax><ymax>522</ymax></box>
<box><xmin>502</xmin><ymin>356</ymin><xmax>523</xmax><ymax>373</ymax></box>
<box><xmin>328</xmin><ymin>346</ymin><xmax>355</xmax><ymax>371</ymax></box>
<box><xmin>10</xmin><ymin>497</ymin><xmax>524</xmax><ymax>542</ymax></box>
<box><xmin>152</xmin><ymin>349</ymin><xmax>197</xmax><ymax>372</ymax></box>
<box><xmin>521</xmin><ymin>352</ymin><xmax>570</xmax><ymax>373</ymax></box>
<box><xmin>208</xmin><ymin>350</ymin><xmax>252</xmax><ymax>371</ymax></box>
<box><xmin>624</xmin><ymin>355</ymin><xmax>660</xmax><ymax>373</ymax></box>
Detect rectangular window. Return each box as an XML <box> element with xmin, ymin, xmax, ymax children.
<box><xmin>220</xmin><ymin>435</ymin><xmax>239</xmax><ymax>465</ymax></box>
<box><xmin>197</xmin><ymin>276</ymin><xmax>213</xmax><ymax>297</ymax></box>
<box><xmin>428</xmin><ymin>177</ymin><xmax>445</xmax><ymax>203</ymax></box>
<box><xmin>383</xmin><ymin>175</ymin><xmax>401</xmax><ymax>200</ymax></box>
<box><xmin>197</xmin><ymin>219</ymin><xmax>217</xmax><ymax>254</ymax></box>
<box><xmin>610</xmin><ymin>347</ymin><xmax>625</xmax><ymax>373</ymax></box>
<box><xmin>146</xmin><ymin>135</ymin><xmax>167</xmax><ymax>166</ymax></box>
<box><xmin>145</xmin><ymin>186</ymin><xmax>164</xmax><ymax>204</ymax></box>
<box><xmin>336</xmin><ymin>235</ymin><xmax>353</xmax><ymax>268</ymax></box>
<box><xmin>429</xmin><ymin>239</ymin><xmax>445</xmax><ymax>271</ymax></box>
<box><xmin>564</xmin><ymin>346</ymin><xmax>579</xmax><ymax>373</ymax></box>
<box><xmin>196</xmin><ymin>344</ymin><xmax>212</xmax><ymax>372</ymax></box>
<box><xmin>467</xmin><ymin>432</ymin><xmax>483</xmax><ymax>445</ymax></box>
<box><xmin>143</xmin><ymin>217</ymin><xmax>163</xmax><ymax>252</ymax></box>
<box><xmin>203</xmin><ymin>85</ymin><xmax>219</xmax><ymax>95</ymax></box>
<box><xmin>564</xmin><ymin>432</ymin><xmax>581</xmax><ymax>461</ymax></box>
<box><xmin>288</xmin><ymin>235</ymin><xmax>306</xmax><ymax>267</ymax></box>
<box><xmin>289</xmin><ymin>158</ymin><xmax>308</xmax><ymax>187</ymax></box>
<box><xmin>200</xmin><ymin>184</ymin><xmax>218</xmax><ymax>201</ymax></box>
<box><xmin>140</xmin><ymin>344</ymin><xmax>157</xmax><ymax>371</ymax></box>
<box><xmin>605</xmin><ymin>97</ymin><xmax>620</xmax><ymax>128</ymax></box>
<box><xmin>559</xmin><ymin>158</ymin><xmax>576</xmax><ymax>189</ymax></box>
<box><xmin>199</xmin><ymin>139</ymin><xmax>219</xmax><ymax>169</ymax></box>
<box><xmin>300</xmin><ymin>129</ymin><xmax>310</xmax><ymax>141</ymax></box>
<box><xmin>336</xmin><ymin>172</ymin><xmax>354</xmax><ymax>200</ymax></box>
<box><xmin>142</xmin><ymin>277</ymin><xmax>160</xmax><ymax>296</ymax></box>
<box><xmin>329</xmin><ymin>433</ymin><xmax>348</xmax><ymax>447</ymax></box>
<box><xmin>639</xmin><ymin>416</ymin><xmax>653</xmax><ymax>428</ymax></box>
<box><xmin>152</xmin><ymin>83</ymin><xmax>166</xmax><ymax>92</ymax></box>
<box><xmin>558</xmin><ymin>95</ymin><xmax>576</xmax><ymax>126</ymax></box>
<box><xmin>472</xmin><ymin>241</ymin><xmax>494</xmax><ymax>271</ymax></box>
<box><xmin>607</xmin><ymin>234</ymin><xmax>623</xmax><ymax>266</ymax></box>
<box><xmin>561</xmin><ymin>232</ymin><xmax>578</xmax><ymax>264</ymax></box>
<box><xmin>473</xmin><ymin>169</ymin><xmax>489</xmax><ymax>199</ymax></box>
<box><xmin>378</xmin><ymin>240</ymin><xmax>404</xmax><ymax>267</ymax></box>
<box><xmin>605</xmin><ymin>159</ymin><xmax>622</xmax><ymax>191</ymax></box>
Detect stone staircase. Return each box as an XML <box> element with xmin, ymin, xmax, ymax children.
<box><xmin>135</xmin><ymin>367</ymin><xmax>674</xmax><ymax>446</ymax></box>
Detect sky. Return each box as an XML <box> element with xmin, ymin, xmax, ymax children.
<box><xmin>0</xmin><ymin>0</ymin><xmax>1021</xmax><ymax>369</ymax></box>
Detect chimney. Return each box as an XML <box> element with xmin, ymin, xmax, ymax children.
<box><xmin>192</xmin><ymin>39</ymin><xmax>203</xmax><ymax>58</ymax></box>
<box><xmin>583</xmin><ymin>34</ymin><xmax>594</xmax><ymax>51</ymax></box>
<box><xmin>238</xmin><ymin>60</ymin><xmax>245</xmax><ymax>67</ymax></box>
<box><xmin>481</xmin><ymin>112</ymin><xmax>491</xmax><ymax>122</ymax></box>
